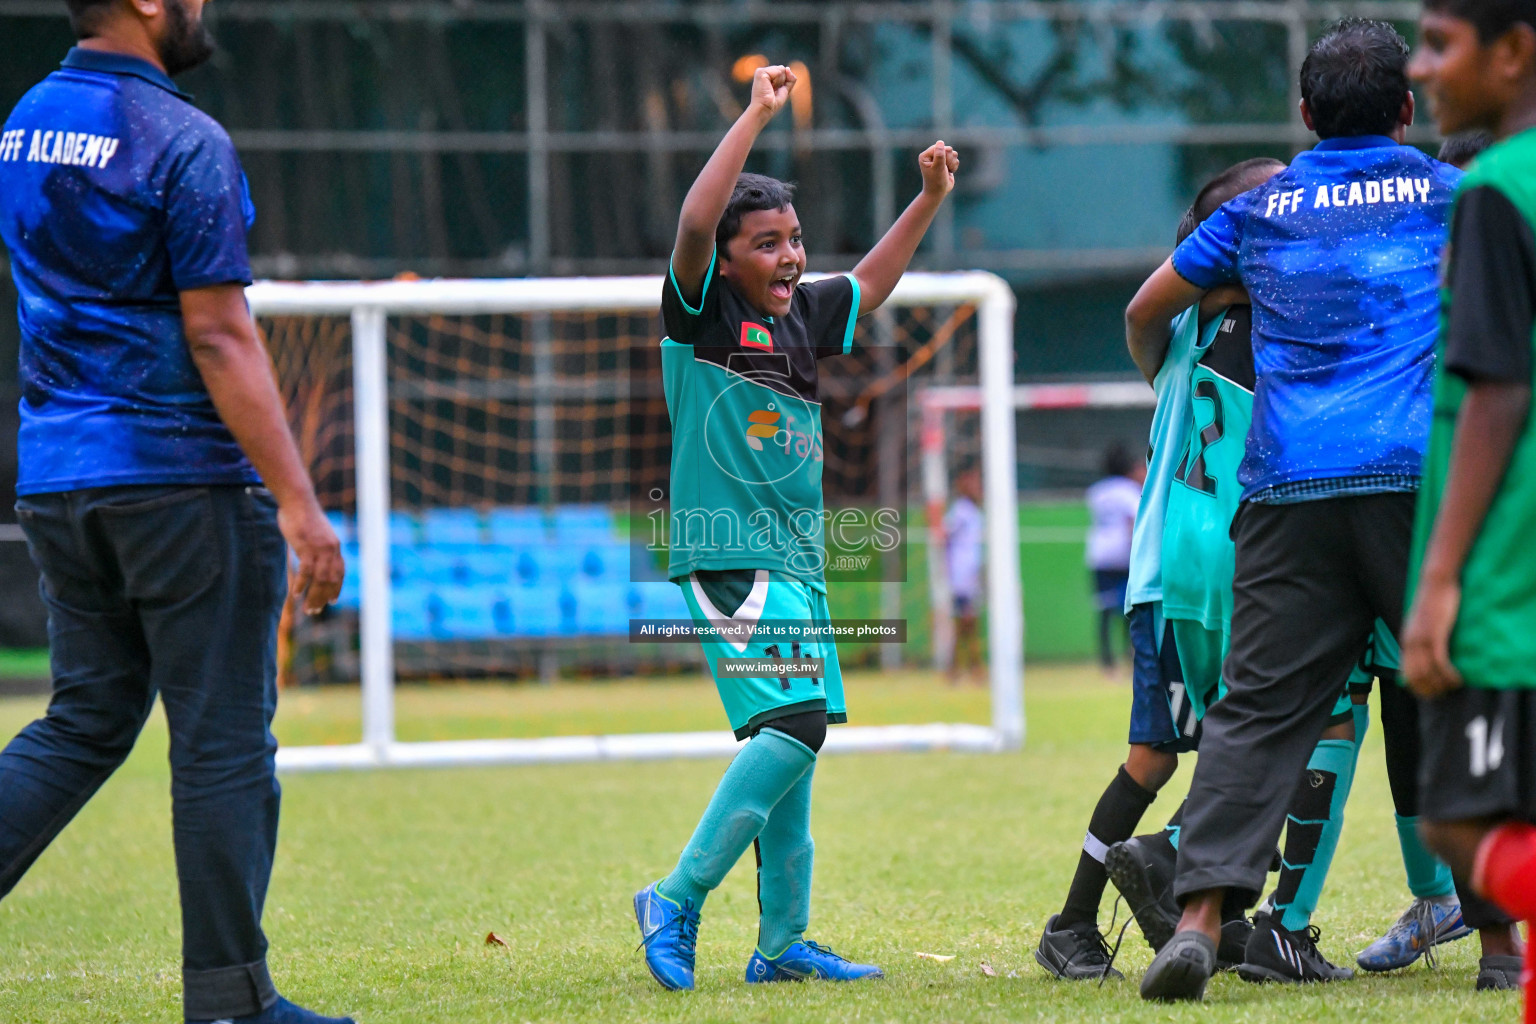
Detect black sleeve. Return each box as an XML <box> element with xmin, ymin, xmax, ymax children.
<box><xmin>802</xmin><ymin>275</ymin><xmax>861</xmax><ymax>359</ymax></box>
<box><xmin>1444</xmin><ymin>186</ymin><xmax>1536</xmax><ymax>384</ymax></box>
<box><xmin>660</xmin><ymin>248</ymin><xmax>721</xmax><ymax>344</ymax></box>
<box><xmin>1199</xmin><ymin>304</ymin><xmax>1255</xmax><ymax>392</ymax></box>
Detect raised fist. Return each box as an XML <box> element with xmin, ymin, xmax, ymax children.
<box><xmin>750</xmin><ymin>64</ymin><xmax>797</xmax><ymax>117</ymax></box>
<box><xmin>919</xmin><ymin>141</ymin><xmax>960</xmax><ymax>197</ymax></box>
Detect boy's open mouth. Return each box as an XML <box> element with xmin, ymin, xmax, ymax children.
<box><xmin>769</xmin><ymin>272</ymin><xmax>797</xmax><ymax>301</ymax></box>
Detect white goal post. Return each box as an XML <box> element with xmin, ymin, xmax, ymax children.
<box><xmin>248</xmin><ymin>272</ymin><xmax>1023</xmax><ymax>772</ymax></box>
<box><xmin>920</xmin><ymin>381</ymin><xmax>1157</xmax><ymax>672</ymax></box>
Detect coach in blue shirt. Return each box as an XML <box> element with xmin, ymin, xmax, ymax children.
<box><xmin>1122</xmin><ymin>21</ymin><xmax>1497</xmax><ymax>1001</ymax></box>
<box><xmin>0</xmin><ymin>3</ymin><xmax>350</xmax><ymax>1023</ymax></box>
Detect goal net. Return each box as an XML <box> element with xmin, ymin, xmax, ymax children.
<box><xmin>253</xmin><ymin>273</ymin><xmax>1022</xmax><ymax>771</ymax></box>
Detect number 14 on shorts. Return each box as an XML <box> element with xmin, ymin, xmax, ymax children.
<box><xmin>1466</xmin><ymin>714</ymin><xmax>1506</xmax><ymax>778</ymax></box>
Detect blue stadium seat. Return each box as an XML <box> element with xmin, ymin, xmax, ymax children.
<box><xmin>511</xmin><ymin>545</ymin><xmax>583</xmax><ymax>587</ymax></box>
<box><xmin>626</xmin><ymin>543</ymin><xmax>673</xmax><ymax>583</ymax></box>
<box><xmin>389</xmin><ymin>511</ymin><xmax>420</xmax><ymax>547</ymax></box>
<box><xmin>389</xmin><ymin>546</ymin><xmax>425</xmax><ymax>585</ymax></box>
<box><xmin>413</xmin><ymin>550</ymin><xmax>468</xmax><ymax>585</ymax></box>
<box><xmin>462</xmin><ymin>548</ymin><xmax>519</xmax><ymax>585</ymax></box>
<box><xmin>325</xmin><ymin>510</ymin><xmax>354</xmax><ymax>545</ymax></box>
<box><xmin>632</xmin><ymin>581</ymin><xmax>690</xmax><ymax>620</ymax></box>
<box><xmin>336</xmin><ymin>542</ymin><xmax>362</xmax><ymax>609</ymax></box>
<box><xmin>512</xmin><ymin>547</ymin><xmax>543</xmax><ymax>586</ymax></box>
<box><xmin>571</xmin><ymin>581</ymin><xmax>639</xmax><ymax>635</ymax></box>
<box><xmin>506</xmin><ymin>587</ymin><xmax>564</xmax><ymax>636</ymax></box>
<box><xmin>488</xmin><ymin>506</ymin><xmax>548</xmax><ymax>545</ymax></box>
<box><xmin>422</xmin><ymin>507</ymin><xmax>483</xmax><ymax>546</ymax></box>
<box><xmin>491</xmin><ymin>594</ymin><xmax>515</xmax><ymax>635</ymax></box>
<box><xmin>552</xmin><ymin>503</ymin><xmax>615</xmax><ymax>542</ymax></box>
<box><xmin>429</xmin><ymin>586</ymin><xmax>499</xmax><ymax>640</ymax></box>
<box><xmin>578</xmin><ymin>541</ymin><xmax>632</xmax><ymax>581</ymax></box>
<box><xmin>392</xmin><ymin>587</ymin><xmax>434</xmax><ymax>640</ymax></box>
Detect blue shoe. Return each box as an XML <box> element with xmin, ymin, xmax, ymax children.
<box><xmin>634</xmin><ymin>881</ymin><xmax>701</xmax><ymax>991</ymax></box>
<box><xmin>187</xmin><ymin>995</ymin><xmax>355</xmax><ymax>1024</ymax></box>
<box><xmin>1356</xmin><ymin>896</ymin><xmax>1472</xmax><ymax>972</ymax></box>
<box><xmin>745</xmin><ymin>940</ymin><xmax>884</xmax><ymax>982</ymax></box>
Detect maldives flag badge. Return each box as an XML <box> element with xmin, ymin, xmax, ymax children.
<box><xmin>740</xmin><ymin>321</ymin><xmax>774</xmax><ymax>351</ymax></box>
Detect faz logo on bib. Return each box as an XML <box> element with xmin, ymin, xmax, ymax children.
<box><xmin>744</xmin><ymin>409</ymin><xmax>781</xmax><ymax>451</ymax></box>
<box><xmin>740</xmin><ymin>322</ymin><xmax>773</xmax><ymax>351</ymax></box>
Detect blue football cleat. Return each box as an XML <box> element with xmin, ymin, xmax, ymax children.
<box><xmin>1356</xmin><ymin>896</ymin><xmax>1472</xmax><ymax>972</ymax></box>
<box><xmin>634</xmin><ymin>881</ymin><xmax>701</xmax><ymax>991</ymax></box>
<box><xmin>187</xmin><ymin>995</ymin><xmax>355</xmax><ymax>1024</ymax></box>
<box><xmin>745</xmin><ymin>940</ymin><xmax>885</xmax><ymax>982</ymax></box>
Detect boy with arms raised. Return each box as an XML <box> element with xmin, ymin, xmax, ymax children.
<box><xmin>1406</xmin><ymin>0</ymin><xmax>1536</xmax><ymax>1015</ymax></box>
<box><xmin>635</xmin><ymin>64</ymin><xmax>958</xmax><ymax>991</ymax></box>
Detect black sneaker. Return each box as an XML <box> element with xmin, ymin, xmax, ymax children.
<box><xmin>1238</xmin><ymin>912</ymin><xmax>1354</xmax><ymax>983</ymax></box>
<box><xmin>1104</xmin><ymin>837</ymin><xmax>1179</xmax><ymax>953</ymax></box>
<box><xmin>1476</xmin><ymin>954</ymin><xmax>1522</xmax><ymax>991</ymax></box>
<box><xmin>1217</xmin><ymin>916</ymin><xmax>1253</xmax><ymax>972</ymax></box>
<box><xmin>1140</xmin><ymin>929</ymin><xmax>1216</xmax><ymax>1002</ymax></box>
<box><xmin>1034</xmin><ymin>913</ymin><xmax>1125</xmax><ymax>981</ymax></box>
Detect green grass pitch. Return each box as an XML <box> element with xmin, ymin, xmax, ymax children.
<box><xmin>0</xmin><ymin>665</ymin><xmax>1515</xmax><ymax>1023</ymax></box>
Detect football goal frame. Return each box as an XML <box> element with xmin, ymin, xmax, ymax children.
<box><xmin>919</xmin><ymin>380</ymin><xmax>1157</xmax><ymax>672</ymax></box>
<box><xmin>247</xmin><ymin>272</ymin><xmax>1022</xmax><ymax>772</ymax></box>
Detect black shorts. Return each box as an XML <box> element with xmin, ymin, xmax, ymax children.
<box><xmin>1419</xmin><ymin>686</ymin><xmax>1536</xmax><ymax>824</ymax></box>
<box><xmin>1126</xmin><ymin>604</ymin><xmax>1201</xmax><ymax>753</ymax></box>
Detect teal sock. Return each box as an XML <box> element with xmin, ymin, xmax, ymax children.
<box><xmin>755</xmin><ymin>762</ymin><xmax>815</xmax><ymax>957</ymax></box>
<box><xmin>1396</xmin><ymin>814</ymin><xmax>1456</xmax><ymax>899</ymax></box>
<box><xmin>657</xmin><ymin>729</ymin><xmax>816</xmax><ymax>909</ymax></box>
<box><xmin>1163</xmin><ymin>801</ymin><xmax>1184</xmax><ymax>851</ymax></box>
<box><xmin>1276</xmin><ymin>737</ymin><xmax>1358</xmax><ymax>932</ymax></box>
<box><xmin>1351</xmin><ymin>699</ymin><xmax>1371</xmax><ymax>747</ymax></box>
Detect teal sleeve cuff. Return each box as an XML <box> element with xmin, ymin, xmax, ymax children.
<box><xmin>668</xmin><ymin>248</ymin><xmax>717</xmax><ymax>316</ymax></box>
<box><xmin>842</xmin><ymin>273</ymin><xmax>862</xmax><ymax>354</ymax></box>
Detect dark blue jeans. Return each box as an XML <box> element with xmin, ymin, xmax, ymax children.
<box><xmin>1</xmin><ymin>485</ymin><xmax>286</xmax><ymax>1020</ymax></box>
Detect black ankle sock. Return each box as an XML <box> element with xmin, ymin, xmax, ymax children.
<box><xmin>1058</xmin><ymin>766</ymin><xmax>1158</xmax><ymax>928</ymax></box>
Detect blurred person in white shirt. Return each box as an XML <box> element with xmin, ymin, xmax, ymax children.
<box><xmin>945</xmin><ymin>467</ymin><xmax>986</xmax><ymax>686</ymax></box>
<box><xmin>1086</xmin><ymin>443</ymin><xmax>1144</xmax><ymax>676</ymax></box>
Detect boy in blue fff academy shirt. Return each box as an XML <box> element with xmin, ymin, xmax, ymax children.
<box><xmin>0</xmin><ymin>4</ymin><xmax>349</xmax><ymax>1023</ymax></box>
<box><xmin>1123</xmin><ymin>21</ymin><xmax>1476</xmax><ymax>1001</ymax></box>
<box><xmin>634</xmin><ymin>64</ymin><xmax>959</xmax><ymax>992</ymax></box>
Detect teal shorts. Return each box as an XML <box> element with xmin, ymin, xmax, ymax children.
<box><xmin>1337</xmin><ymin>619</ymin><xmax>1400</xmax><ymax>721</ymax></box>
<box><xmin>680</xmin><ymin>569</ymin><xmax>847</xmax><ymax>740</ymax></box>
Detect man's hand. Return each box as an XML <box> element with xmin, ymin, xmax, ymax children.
<box><xmin>1403</xmin><ymin>575</ymin><xmax>1465</xmax><ymax>698</ymax></box>
<box><xmin>182</xmin><ymin>283</ymin><xmax>348</xmax><ymax>616</ymax></box>
<box><xmin>919</xmin><ymin>141</ymin><xmax>959</xmax><ymax>198</ymax></box>
<box><xmin>279</xmin><ymin>499</ymin><xmax>345</xmax><ymax>615</ymax></box>
<box><xmin>749</xmin><ymin>65</ymin><xmax>796</xmax><ymax>119</ymax></box>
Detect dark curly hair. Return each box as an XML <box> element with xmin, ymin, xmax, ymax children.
<box><xmin>1300</xmin><ymin>19</ymin><xmax>1411</xmax><ymax>139</ymax></box>
<box><xmin>716</xmin><ymin>173</ymin><xmax>796</xmax><ymax>257</ymax></box>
